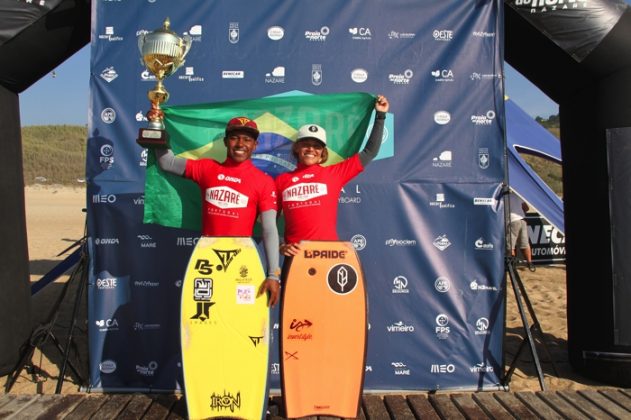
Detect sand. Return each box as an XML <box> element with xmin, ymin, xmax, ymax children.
<box><xmin>1</xmin><ymin>186</ymin><xmax>616</xmax><ymax>394</ymax></box>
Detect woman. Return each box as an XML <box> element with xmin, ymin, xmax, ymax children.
<box><xmin>275</xmin><ymin>95</ymin><xmax>389</xmax><ymax>256</ymax></box>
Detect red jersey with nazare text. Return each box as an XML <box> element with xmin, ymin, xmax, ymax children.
<box><xmin>275</xmin><ymin>154</ymin><xmax>363</xmax><ymax>243</ymax></box>
<box><xmin>185</xmin><ymin>157</ymin><xmax>277</xmax><ymax>237</ymax></box>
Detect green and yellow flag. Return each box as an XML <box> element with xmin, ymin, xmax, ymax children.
<box><xmin>143</xmin><ymin>91</ymin><xmax>375</xmax><ymax>231</ymax></box>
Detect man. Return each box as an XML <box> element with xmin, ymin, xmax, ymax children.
<box><xmin>154</xmin><ymin>117</ymin><xmax>280</xmax><ymax>305</ymax></box>
<box><xmin>507</xmin><ymin>189</ymin><xmax>535</xmax><ymax>272</ymax></box>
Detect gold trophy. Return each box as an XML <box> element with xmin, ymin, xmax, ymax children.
<box><xmin>137</xmin><ymin>18</ymin><xmax>192</xmax><ymax>148</ymax></box>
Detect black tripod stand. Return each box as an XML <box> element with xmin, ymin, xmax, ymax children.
<box><xmin>4</xmin><ymin>232</ymin><xmax>88</xmax><ymax>393</ymax></box>
<box><xmin>503</xmin><ymin>255</ymin><xmax>559</xmax><ymax>391</ymax></box>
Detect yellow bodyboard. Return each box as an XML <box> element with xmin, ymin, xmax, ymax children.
<box><xmin>181</xmin><ymin>236</ymin><xmax>269</xmax><ymax>420</ymax></box>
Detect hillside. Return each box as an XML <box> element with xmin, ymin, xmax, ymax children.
<box><xmin>21</xmin><ymin>123</ymin><xmax>563</xmax><ymax>194</ymax></box>
<box><xmin>22</xmin><ymin>125</ymin><xmax>87</xmax><ymax>186</ymax></box>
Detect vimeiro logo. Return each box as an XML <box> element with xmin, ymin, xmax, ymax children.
<box><xmin>304</xmin><ymin>249</ymin><xmax>347</xmax><ymax>259</ymax></box>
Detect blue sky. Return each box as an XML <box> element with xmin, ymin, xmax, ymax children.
<box><xmin>18</xmin><ymin>44</ymin><xmax>559</xmax><ymax>126</ymax></box>
<box><xmin>19</xmin><ymin>0</ymin><xmax>631</xmax><ymax>126</ymax></box>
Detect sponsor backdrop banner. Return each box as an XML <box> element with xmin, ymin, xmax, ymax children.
<box><xmin>87</xmin><ymin>0</ymin><xmax>505</xmax><ymax>391</ymax></box>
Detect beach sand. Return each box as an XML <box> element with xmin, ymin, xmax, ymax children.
<box><xmin>2</xmin><ymin>186</ymin><xmax>615</xmax><ymax>394</ymax></box>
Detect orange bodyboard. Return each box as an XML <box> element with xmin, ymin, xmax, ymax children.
<box><xmin>280</xmin><ymin>241</ymin><xmax>367</xmax><ymax>418</ymax></box>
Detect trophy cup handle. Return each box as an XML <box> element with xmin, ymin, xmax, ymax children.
<box><xmin>137</xmin><ymin>33</ymin><xmax>146</xmax><ymax>66</ymax></box>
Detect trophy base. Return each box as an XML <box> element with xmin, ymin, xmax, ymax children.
<box><xmin>137</xmin><ymin>128</ymin><xmax>170</xmax><ymax>149</ymax></box>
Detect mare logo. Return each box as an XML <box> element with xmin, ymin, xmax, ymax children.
<box><xmin>391</xmin><ymin>362</ymin><xmax>411</xmax><ymax>375</ymax></box>
<box><xmin>479</xmin><ymin>148</ymin><xmax>490</xmax><ymax>169</ymax></box>
<box><xmin>210</xmin><ymin>391</ymin><xmax>241</xmax><ymax>413</ymax></box>
<box><xmin>212</xmin><ymin>248</ymin><xmax>241</xmax><ymax>271</ymax></box>
<box><xmin>475</xmin><ymin>317</ymin><xmax>490</xmax><ymax>335</ymax></box>
<box><xmin>249</xmin><ymin>336</ymin><xmax>264</xmax><ymax>347</ymax></box>
<box><xmin>430</xmin><ymin>364</ymin><xmax>455</xmax><ymax>373</ymax></box>
<box><xmin>137</xmin><ymin>234</ymin><xmax>156</xmax><ymax>248</ymax></box>
<box><xmin>432</xmin><ymin>235</ymin><xmax>451</xmax><ymax>251</ymax></box>
<box><xmin>228</xmin><ymin>22</ymin><xmax>239</xmax><ymax>44</ymax></box>
<box><xmin>392</xmin><ymin>275</ymin><xmax>409</xmax><ymax>294</ymax></box>
<box><xmin>327</xmin><ymin>264</ymin><xmax>358</xmax><ymax>295</ymax></box>
<box><xmin>304</xmin><ymin>250</ymin><xmax>346</xmax><ymax>259</ymax></box>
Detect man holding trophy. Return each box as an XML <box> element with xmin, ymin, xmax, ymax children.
<box><xmin>136</xmin><ymin>18</ymin><xmax>280</xmax><ymax>303</ymax></box>
<box><xmin>137</xmin><ymin>18</ymin><xmax>280</xmax><ymax>420</ymax></box>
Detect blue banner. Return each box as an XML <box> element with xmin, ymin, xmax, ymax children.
<box><xmin>87</xmin><ymin>0</ymin><xmax>506</xmax><ymax>391</ymax></box>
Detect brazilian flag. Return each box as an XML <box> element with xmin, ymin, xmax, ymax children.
<box><xmin>143</xmin><ymin>91</ymin><xmax>376</xmax><ymax>231</ymax></box>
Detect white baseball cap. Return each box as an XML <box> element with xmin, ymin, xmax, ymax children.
<box><xmin>296</xmin><ymin>124</ymin><xmax>327</xmax><ymax>145</ymax></box>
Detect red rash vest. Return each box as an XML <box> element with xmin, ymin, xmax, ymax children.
<box><xmin>185</xmin><ymin>157</ymin><xmax>277</xmax><ymax>236</ymax></box>
<box><xmin>275</xmin><ymin>154</ymin><xmax>363</xmax><ymax>243</ymax></box>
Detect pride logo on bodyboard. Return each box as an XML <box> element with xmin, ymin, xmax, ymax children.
<box><xmin>181</xmin><ymin>237</ymin><xmax>269</xmax><ymax>420</ymax></box>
